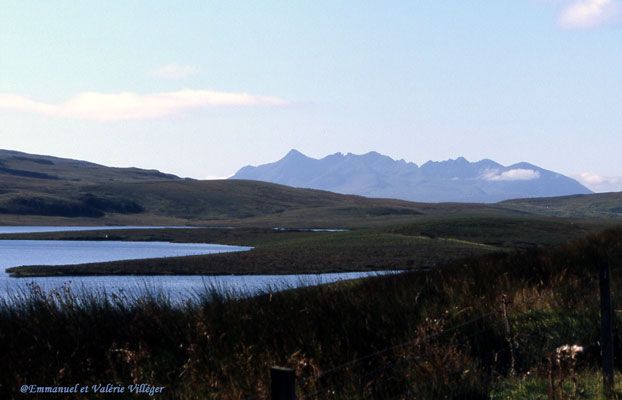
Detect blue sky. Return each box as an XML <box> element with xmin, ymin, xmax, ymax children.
<box><xmin>1</xmin><ymin>1</ymin><xmax>621</xmax><ymax>191</ymax></box>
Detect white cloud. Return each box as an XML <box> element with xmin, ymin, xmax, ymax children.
<box><xmin>559</xmin><ymin>0</ymin><xmax>621</xmax><ymax>29</ymax></box>
<box><xmin>0</xmin><ymin>90</ymin><xmax>289</xmax><ymax>121</ymax></box>
<box><xmin>482</xmin><ymin>168</ymin><xmax>541</xmax><ymax>181</ymax></box>
<box><xmin>574</xmin><ymin>172</ymin><xmax>622</xmax><ymax>192</ymax></box>
<box><xmin>148</xmin><ymin>63</ymin><xmax>198</xmax><ymax>79</ymax></box>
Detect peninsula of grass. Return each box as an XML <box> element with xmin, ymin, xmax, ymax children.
<box><xmin>6</xmin><ymin>229</ymin><xmax>494</xmax><ymax>277</ymax></box>
<box><xmin>2</xmin><ymin>227</ymin><xmax>622</xmax><ymax>399</ymax></box>
<box><xmin>5</xmin><ymin>215</ymin><xmax>617</xmax><ymax>277</ymax></box>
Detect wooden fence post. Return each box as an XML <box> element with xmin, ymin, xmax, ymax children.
<box><xmin>599</xmin><ymin>261</ymin><xmax>615</xmax><ymax>397</ymax></box>
<box><xmin>271</xmin><ymin>366</ymin><xmax>295</xmax><ymax>400</ymax></box>
<box><xmin>501</xmin><ymin>294</ymin><xmax>516</xmax><ymax>377</ymax></box>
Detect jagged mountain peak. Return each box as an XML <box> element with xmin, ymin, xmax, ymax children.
<box><xmin>284</xmin><ymin>148</ymin><xmax>307</xmax><ymax>159</ymax></box>
<box><xmin>231</xmin><ymin>150</ymin><xmax>592</xmax><ymax>203</ymax></box>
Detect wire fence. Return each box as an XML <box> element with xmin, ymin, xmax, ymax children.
<box><xmin>254</xmin><ymin>263</ymin><xmax>622</xmax><ymax>399</ymax></box>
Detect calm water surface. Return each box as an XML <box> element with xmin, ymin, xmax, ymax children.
<box><xmin>0</xmin><ymin>226</ymin><xmax>209</xmax><ymax>234</ymax></box>
<box><xmin>0</xmin><ymin>227</ymin><xmax>384</xmax><ymax>300</ymax></box>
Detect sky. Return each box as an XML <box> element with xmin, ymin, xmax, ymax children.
<box><xmin>1</xmin><ymin>1</ymin><xmax>621</xmax><ymax>192</ymax></box>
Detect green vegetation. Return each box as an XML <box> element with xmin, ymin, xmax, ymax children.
<box><xmin>490</xmin><ymin>371</ymin><xmax>622</xmax><ymax>399</ymax></box>
<box><xmin>2</xmin><ymin>149</ymin><xmax>622</xmax><ymax>227</ymax></box>
<box><xmin>6</xmin><ymin>229</ymin><xmax>491</xmax><ymax>277</ymax></box>
<box><xmin>0</xmin><ymin>149</ymin><xmax>435</xmax><ymax>226</ymax></box>
<box><xmin>2</xmin><ymin>228</ymin><xmax>622</xmax><ymax>398</ymax></box>
<box><xmin>3</xmin><ymin>149</ymin><xmax>622</xmax><ymax>398</ymax></box>
<box><xmin>0</xmin><ymin>149</ymin><xmax>179</xmax><ymax>183</ymax></box>
<box><xmin>5</xmin><ymin>215</ymin><xmax>618</xmax><ymax>277</ymax></box>
<box><xmin>385</xmin><ymin>214</ymin><xmax>619</xmax><ymax>248</ymax></box>
<box><xmin>500</xmin><ymin>192</ymin><xmax>622</xmax><ymax>219</ymax></box>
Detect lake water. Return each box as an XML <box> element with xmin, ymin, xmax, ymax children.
<box><xmin>0</xmin><ymin>226</ymin><xmax>212</xmax><ymax>234</ymax></box>
<box><xmin>0</xmin><ymin>227</ymin><xmax>385</xmax><ymax>301</ymax></box>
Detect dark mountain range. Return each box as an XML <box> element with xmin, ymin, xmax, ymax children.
<box><xmin>231</xmin><ymin>149</ymin><xmax>593</xmax><ymax>203</ymax></box>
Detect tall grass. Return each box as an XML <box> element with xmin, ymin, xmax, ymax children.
<box><xmin>1</xmin><ymin>228</ymin><xmax>622</xmax><ymax>399</ymax></box>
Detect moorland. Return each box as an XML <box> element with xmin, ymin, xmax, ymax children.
<box><xmin>2</xmin><ymin>149</ymin><xmax>622</xmax><ymax>398</ymax></box>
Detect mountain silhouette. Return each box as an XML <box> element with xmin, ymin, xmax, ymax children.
<box><xmin>231</xmin><ymin>150</ymin><xmax>592</xmax><ymax>203</ymax></box>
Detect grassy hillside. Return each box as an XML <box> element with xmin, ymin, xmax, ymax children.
<box><xmin>0</xmin><ymin>178</ymin><xmax>435</xmax><ymax>226</ymax></box>
<box><xmin>500</xmin><ymin>191</ymin><xmax>622</xmax><ymax>218</ymax></box>
<box><xmin>0</xmin><ymin>149</ymin><xmax>180</xmax><ymax>183</ymax></box>
<box><xmin>0</xmin><ymin>149</ymin><xmax>184</xmax><ymax>222</ymax></box>
<box><xmin>1</xmin><ymin>149</ymin><xmax>621</xmax><ymax>228</ymax></box>
<box><xmin>4</xmin><ymin>175</ymin><xmax>622</xmax><ymax>228</ymax></box>
<box><xmin>0</xmin><ymin>149</ymin><xmax>433</xmax><ymax>225</ymax></box>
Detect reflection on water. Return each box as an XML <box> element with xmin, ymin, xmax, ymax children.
<box><xmin>0</xmin><ymin>234</ymin><xmax>391</xmax><ymax>301</ymax></box>
<box><xmin>0</xmin><ymin>240</ymin><xmax>250</xmax><ymax>270</ymax></box>
<box><xmin>0</xmin><ymin>239</ymin><xmax>252</xmax><ymax>300</ymax></box>
<box><xmin>4</xmin><ymin>272</ymin><xmax>388</xmax><ymax>303</ymax></box>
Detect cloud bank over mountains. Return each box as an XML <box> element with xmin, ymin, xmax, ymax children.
<box><xmin>231</xmin><ymin>150</ymin><xmax>592</xmax><ymax>203</ymax></box>
<box><xmin>482</xmin><ymin>168</ymin><xmax>541</xmax><ymax>182</ymax></box>
<box><xmin>574</xmin><ymin>172</ymin><xmax>622</xmax><ymax>192</ymax></box>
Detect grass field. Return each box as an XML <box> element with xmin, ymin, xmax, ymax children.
<box><xmin>2</xmin><ymin>227</ymin><xmax>622</xmax><ymax>398</ymax></box>
<box><xmin>6</xmin><ymin>215</ymin><xmax>619</xmax><ymax>277</ymax></box>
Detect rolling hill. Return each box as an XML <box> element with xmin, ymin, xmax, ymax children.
<box><xmin>0</xmin><ymin>149</ymin><xmax>180</xmax><ymax>184</ymax></box>
<box><xmin>0</xmin><ymin>149</ymin><xmax>619</xmax><ymax>227</ymax></box>
<box><xmin>0</xmin><ymin>149</ymin><xmax>441</xmax><ymax>226</ymax></box>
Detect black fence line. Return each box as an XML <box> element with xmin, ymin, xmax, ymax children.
<box><xmin>298</xmin><ymin>320</ymin><xmax>506</xmax><ymax>399</ymax></box>
<box><xmin>390</xmin><ymin>299</ymin><xmax>614</xmax><ymax>400</ymax></box>
<box><xmin>385</xmin><ymin>328</ymin><xmax>562</xmax><ymax>400</ymax></box>
<box><xmin>303</xmin><ymin>333</ymin><xmax>594</xmax><ymax>399</ymax></box>
<box><xmin>258</xmin><ymin>264</ymin><xmax>618</xmax><ymax>400</ymax></box>
<box><xmin>296</xmin><ymin>277</ymin><xmax>605</xmax><ymax>399</ymax></box>
<box><xmin>297</xmin><ymin>306</ymin><xmax>500</xmax><ymax>384</ymax></box>
<box><xmin>388</xmin><ymin>272</ymin><xmax>620</xmax><ymax>400</ymax></box>
<box><xmin>296</xmin><ymin>268</ymin><xmax>601</xmax><ymax>389</ymax></box>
